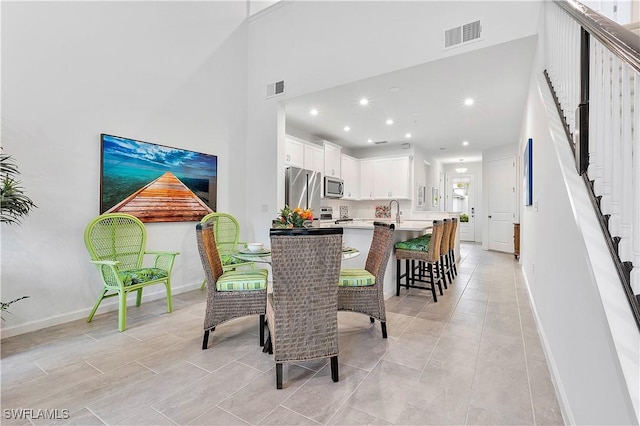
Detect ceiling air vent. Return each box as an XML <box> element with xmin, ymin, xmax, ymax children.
<box><xmin>266</xmin><ymin>80</ymin><xmax>285</xmax><ymax>98</ymax></box>
<box><xmin>374</xmin><ymin>140</ymin><xmax>388</xmax><ymax>145</ymax></box>
<box><xmin>444</xmin><ymin>20</ymin><xmax>482</xmax><ymax>49</ymax></box>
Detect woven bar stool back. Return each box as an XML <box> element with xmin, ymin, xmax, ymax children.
<box><xmin>267</xmin><ymin>227</ymin><xmax>343</xmax><ymax>389</ymax></box>
<box><xmin>449</xmin><ymin>217</ymin><xmax>459</xmax><ymax>277</ymax></box>
<box><xmin>440</xmin><ymin>219</ymin><xmax>453</xmax><ymax>287</ymax></box>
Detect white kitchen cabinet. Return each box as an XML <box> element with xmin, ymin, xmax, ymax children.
<box><xmin>304</xmin><ymin>143</ymin><xmax>324</xmax><ymax>174</ymax></box>
<box><xmin>341</xmin><ymin>154</ymin><xmax>360</xmax><ymax>200</ymax></box>
<box><xmin>285</xmin><ymin>137</ymin><xmax>304</xmax><ymax>168</ymax></box>
<box><xmin>359</xmin><ymin>159</ymin><xmax>375</xmax><ymax>200</ymax></box>
<box><xmin>368</xmin><ymin>156</ymin><xmax>411</xmax><ymax>200</ymax></box>
<box><xmin>323</xmin><ymin>142</ymin><xmax>341</xmax><ymax>178</ymax></box>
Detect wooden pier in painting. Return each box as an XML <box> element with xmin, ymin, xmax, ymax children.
<box><xmin>106</xmin><ymin>172</ymin><xmax>213</xmax><ymax>222</ymax></box>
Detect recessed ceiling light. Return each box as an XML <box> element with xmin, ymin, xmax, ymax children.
<box><xmin>389</xmin><ymin>87</ymin><xmax>400</xmax><ymax>92</ymax></box>
<box><xmin>359</xmin><ymin>98</ymin><xmax>369</xmax><ymax>106</ymax></box>
<box><xmin>386</xmin><ymin>119</ymin><xmax>394</xmax><ymax>125</ymax></box>
<box><xmin>344</xmin><ymin>126</ymin><xmax>351</xmax><ymax>132</ymax></box>
<box><xmin>462</xmin><ymin>140</ymin><xmax>469</xmax><ymax>146</ymax></box>
<box><xmin>367</xmin><ymin>139</ymin><xmax>373</xmax><ymax>143</ymax></box>
<box><xmin>464</xmin><ymin>98</ymin><xmax>474</xmax><ymax>106</ymax></box>
<box><xmin>405</xmin><ymin>133</ymin><xmax>412</xmax><ymax>139</ymax></box>
<box><xmin>310</xmin><ymin>108</ymin><xmax>319</xmax><ymax>116</ymax></box>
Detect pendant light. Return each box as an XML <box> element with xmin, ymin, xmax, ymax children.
<box><xmin>455</xmin><ymin>159</ymin><xmax>467</xmax><ymax>174</ymax></box>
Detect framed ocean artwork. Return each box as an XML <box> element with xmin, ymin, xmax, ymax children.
<box><xmin>100</xmin><ymin>134</ymin><xmax>217</xmax><ymax>222</ymax></box>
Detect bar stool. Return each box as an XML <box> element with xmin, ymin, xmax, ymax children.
<box><xmin>394</xmin><ymin>220</ymin><xmax>445</xmax><ymax>302</ymax></box>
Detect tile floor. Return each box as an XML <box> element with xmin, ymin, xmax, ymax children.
<box><xmin>1</xmin><ymin>243</ymin><xmax>564</xmax><ymax>425</ymax></box>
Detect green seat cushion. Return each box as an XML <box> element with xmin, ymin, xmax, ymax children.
<box><xmin>119</xmin><ymin>267</ymin><xmax>168</xmax><ymax>286</ymax></box>
<box><xmin>339</xmin><ymin>269</ymin><xmax>375</xmax><ymax>287</ymax></box>
<box><xmin>217</xmin><ymin>269</ymin><xmax>268</xmax><ymax>291</ymax></box>
<box><xmin>395</xmin><ymin>235</ymin><xmax>431</xmax><ymax>251</ymax></box>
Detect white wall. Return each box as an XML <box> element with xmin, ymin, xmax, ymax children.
<box><xmin>517</xmin><ymin>12</ymin><xmax>640</xmax><ymax>420</ymax></box>
<box><xmin>1</xmin><ymin>1</ymin><xmax>249</xmax><ymax>336</ymax></box>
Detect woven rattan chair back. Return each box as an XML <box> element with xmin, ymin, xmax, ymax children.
<box><xmin>200</xmin><ymin>212</ymin><xmax>242</xmax><ymax>259</ymax></box>
<box><xmin>427</xmin><ymin>220</ymin><xmax>444</xmax><ymax>263</ymax></box>
<box><xmin>85</xmin><ymin>214</ymin><xmax>146</xmax><ymax>273</ymax></box>
<box><xmin>449</xmin><ymin>217</ymin><xmax>458</xmax><ymax>251</ymax></box>
<box><xmin>268</xmin><ymin>227</ymin><xmax>343</xmax><ymax>388</ymax></box>
<box><xmin>365</xmin><ymin>222</ymin><xmax>396</xmax><ymax>278</ymax></box>
<box><xmin>440</xmin><ymin>219</ymin><xmax>451</xmax><ymax>258</ymax></box>
<box><xmin>196</xmin><ymin>222</ymin><xmax>225</xmax><ymax>283</ymax></box>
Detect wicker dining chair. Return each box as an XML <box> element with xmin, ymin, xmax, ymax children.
<box><xmin>266</xmin><ymin>227</ymin><xmax>343</xmax><ymax>389</ymax></box>
<box><xmin>196</xmin><ymin>221</ymin><xmax>267</xmax><ymax>349</ymax></box>
<box><xmin>337</xmin><ymin>222</ymin><xmax>395</xmax><ymax>338</ymax></box>
<box><xmin>395</xmin><ymin>220</ymin><xmax>445</xmax><ymax>302</ymax></box>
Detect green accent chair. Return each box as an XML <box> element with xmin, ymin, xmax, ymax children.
<box><xmin>337</xmin><ymin>222</ymin><xmax>395</xmax><ymax>338</ymax></box>
<box><xmin>196</xmin><ymin>221</ymin><xmax>267</xmax><ymax>349</ymax></box>
<box><xmin>199</xmin><ymin>212</ymin><xmax>255</xmax><ymax>290</ymax></box>
<box><xmin>84</xmin><ymin>213</ymin><xmax>179</xmax><ymax>331</ymax></box>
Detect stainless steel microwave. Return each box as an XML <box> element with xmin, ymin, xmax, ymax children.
<box><xmin>324</xmin><ymin>176</ymin><xmax>344</xmax><ymax>198</ymax></box>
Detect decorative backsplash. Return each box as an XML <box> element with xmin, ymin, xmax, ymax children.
<box><xmin>375</xmin><ymin>205</ymin><xmax>391</xmax><ymax>218</ymax></box>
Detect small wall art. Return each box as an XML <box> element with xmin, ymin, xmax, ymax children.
<box><xmin>523</xmin><ymin>138</ymin><xmax>533</xmax><ymax>206</ymax></box>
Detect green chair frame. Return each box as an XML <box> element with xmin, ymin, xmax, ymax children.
<box><xmin>84</xmin><ymin>213</ymin><xmax>179</xmax><ymax>331</ymax></box>
<box><xmin>199</xmin><ymin>212</ymin><xmax>254</xmax><ymax>289</ymax></box>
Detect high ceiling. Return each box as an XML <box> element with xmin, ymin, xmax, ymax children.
<box><xmin>285</xmin><ymin>35</ymin><xmax>538</xmax><ymax>164</ymax></box>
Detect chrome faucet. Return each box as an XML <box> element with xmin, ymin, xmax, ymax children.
<box><xmin>389</xmin><ymin>199</ymin><xmax>400</xmax><ymax>223</ymax></box>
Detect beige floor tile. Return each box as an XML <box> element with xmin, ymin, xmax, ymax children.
<box><xmin>344</xmin><ymin>360</ymin><xmax>421</xmax><ymax>423</ymax></box>
<box><xmin>188</xmin><ymin>406</ymin><xmax>250</xmax><ymax>425</ymax></box>
<box><xmin>258</xmin><ymin>406</ymin><xmax>321</xmax><ymax>425</ymax></box>
<box><xmin>327</xmin><ymin>405</ymin><xmax>392</xmax><ymax>425</ymax></box>
<box><xmin>281</xmin><ymin>363</ymin><xmax>368</xmax><ymax>424</ymax></box>
<box><xmin>153</xmin><ymin>361</ymin><xmax>263</xmax><ymax>425</ymax></box>
<box><xmin>117</xmin><ymin>406</ymin><xmax>176</xmax><ymax>425</ymax></box>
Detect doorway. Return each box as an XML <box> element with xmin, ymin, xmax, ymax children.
<box><xmin>487</xmin><ymin>156</ymin><xmax>517</xmax><ymax>252</ymax></box>
<box><xmin>447</xmin><ymin>174</ymin><xmax>476</xmax><ymax>241</ymax></box>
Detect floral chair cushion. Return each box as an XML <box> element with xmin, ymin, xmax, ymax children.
<box><xmin>394</xmin><ymin>235</ymin><xmax>432</xmax><ymax>251</ymax></box>
<box><xmin>119</xmin><ymin>268</ymin><xmax>168</xmax><ymax>286</ymax></box>
<box><xmin>216</xmin><ymin>269</ymin><xmax>268</xmax><ymax>291</ymax></box>
<box><xmin>338</xmin><ymin>269</ymin><xmax>376</xmax><ymax>287</ymax></box>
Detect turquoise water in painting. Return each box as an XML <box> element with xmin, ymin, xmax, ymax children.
<box><xmin>101</xmin><ymin>135</ymin><xmax>217</xmax><ymax>212</ymax></box>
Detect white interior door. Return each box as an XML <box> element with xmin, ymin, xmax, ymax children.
<box><xmin>487</xmin><ymin>156</ymin><xmax>517</xmax><ymax>252</ymax></box>
<box><xmin>447</xmin><ymin>174</ymin><xmax>476</xmax><ymax>241</ymax></box>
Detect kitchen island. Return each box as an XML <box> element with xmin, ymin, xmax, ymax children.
<box><xmin>318</xmin><ymin>217</ymin><xmax>460</xmax><ymax>299</ymax></box>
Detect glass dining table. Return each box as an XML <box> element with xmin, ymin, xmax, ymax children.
<box><xmin>233</xmin><ymin>246</ymin><xmax>360</xmax><ymax>264</ymax></box>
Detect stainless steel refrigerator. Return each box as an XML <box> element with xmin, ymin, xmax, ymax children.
<box><xmin>285</xmin><ymin>166</ymin><xmax>321</xmax><ymax>215</ymax></box>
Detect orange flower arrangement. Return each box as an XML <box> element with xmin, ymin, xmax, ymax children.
<box><xmin>274</xmin><ymin>205</ymin><xmax>314</xmax><ymax>228</ymax></box>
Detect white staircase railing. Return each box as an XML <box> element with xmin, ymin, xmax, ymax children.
<box><xmin>544</xmin><ymin>0</ymin><xmax>640</xmax><ymax>329</ymax></box>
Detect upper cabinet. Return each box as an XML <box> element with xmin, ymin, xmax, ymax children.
<box><xmin>284</xmin><ymin>137</ymin><xmax>304</xmax><ymax>168</ymax></box>
<box><xmin>304</xmin><ymin>143</ymin><xmax>324</xmax><ymax>174</ymax></box>
<box><xmin>341</xmin><ymin>154</ymin><xmax>360</xmax><ymax>200</ymax></box>
<box><xmin>359</xmin><ymin>159</ymin><xmax>375</xmax><ymax>200</ymax></box>
<box><xmin>366</xmin><ymin>156</ymin><xmax>411</xmax><ymax>200</ymax></box>
<box><xmin>323</xmin><ymin>142</ymin><xmax>341</xmax><ymax>178</ymax></box>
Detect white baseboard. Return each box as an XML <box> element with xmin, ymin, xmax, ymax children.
<box><xmin>521</xmin><ymin>267</ymin><xmax>573</xmax><ymax>425</ymax></box>
<box><xmin>0</xmin><ymin>281</ymin><xmax>203</xmax><ymax>339</ymax></box>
